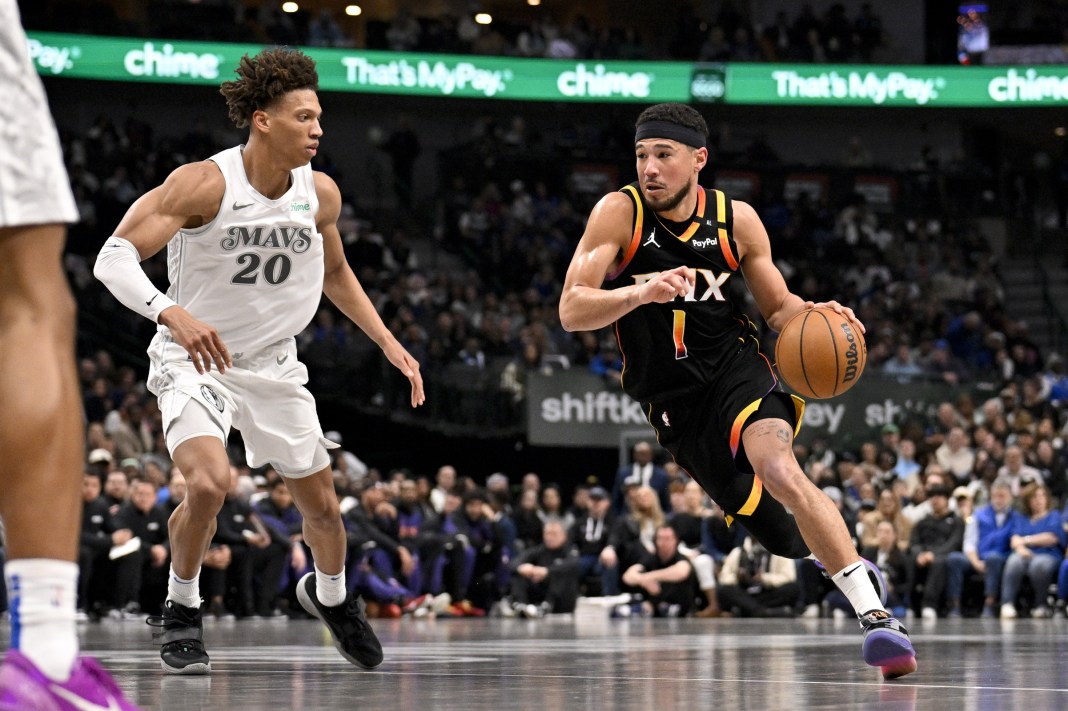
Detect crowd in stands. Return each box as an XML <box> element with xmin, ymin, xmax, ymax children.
<box><xmin>28</xmin><ymin>1</ymin><xmax>889</xmax><ymax>65</ymax></box>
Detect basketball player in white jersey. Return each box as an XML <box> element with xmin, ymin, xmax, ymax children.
<box><xmin>94</xmin><ymin>47</ymin><xmax>424</xmax><ymax>675</ymax></box>
<box><xmin>0</xmin><ymin>1</ymin><xmax>143</xmax><ymax>708</ymax></box>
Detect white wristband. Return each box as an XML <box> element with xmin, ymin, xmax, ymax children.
<box><xmin>93</xmin><ymin>236</ymin><xmax>177</xmax><ymax>323</ymax></box>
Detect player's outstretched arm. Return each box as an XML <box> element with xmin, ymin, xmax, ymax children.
<box><xmin>315</xmin><ymin>172</ymin><xmax>424</xmax><ymax>407</ymax></box>
<box><xmin>93</xmin><ymin>162</ymin><xmax>233</xmax><ymax>374</ymax></box>
<box><xmin>559</xmin><ymin>192</ymin><xmax>694</xmax><ymax>332</ymax></box>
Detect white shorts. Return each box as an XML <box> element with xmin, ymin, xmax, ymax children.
<box><xmin>147</xmin><ymin>334</ymin><xmax>337</xmax><ymax>478</ymax></box>
<box><xmin>0</xmin><ymin>3</ymin><xmax>78</xmax><ymax>227</ymax></box>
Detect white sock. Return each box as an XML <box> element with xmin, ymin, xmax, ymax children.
<box><xmin>315</xmin><ymin>565</ymin><xmax>346</xmax><ymax>607</ymax></box>
<box><xmin>167</xmin><ymin>566</ymin><xmax>201</xmax><ymax>609</ymax></box>
<box><xmin>4</xmin><ymin>558</ymin><xmax>79</xmax><ymax>682</ymax></box>
<box><xmin>831</xmin><ymin>560</ymin><xmax>886</xmax><ymax>617</ymax></box>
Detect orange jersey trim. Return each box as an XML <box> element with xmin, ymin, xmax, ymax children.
<box><xmin>607</xmin><ymin>185</ymin><xmax>644</xmax><ymax>280</ymax></box>
<box><xmin>737</xmin><ymin>476</ymin><xmax>764</xmax><ymax>517</ymax></box>
<box><xmin>714</xmin><ymin>189</ymin><xmax>740</xmax><ymax>270</ymax></box>
<box><xmin>729</xmin><ymin>398</ymin><xmax>763</xmax><ymax>458</ymax></box>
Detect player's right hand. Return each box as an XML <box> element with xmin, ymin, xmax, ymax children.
<box><xmin>159</xmin><ymin>305</ymin><xmax>233</xmax><ymax>374</ymax></box>
<box><xmin>638</xmin><ymin>266</ymin><xmax>695</xmax><ymax>304</ymax></box>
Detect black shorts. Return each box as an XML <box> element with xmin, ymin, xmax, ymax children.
<box><xmin>645</xmin><ymin>353</ymin><xmax>805</xmax><ymax>516</ymax></box>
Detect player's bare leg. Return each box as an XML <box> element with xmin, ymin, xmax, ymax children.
<box><xmin>743</xmin><ymin>417</ymin><xmax>917</xmax><ymax>679</ymax></box>
<box><xmin>0</xmin><ymin>225</ymin><xmax>142</xmax><ymax>709</ymax></box>
<box><xmin>146</xmin><ymin>436</ymin><xmax>230</xmax><ymax>675</ymax></box>
<box><xmin>287</xmin><ymin>467</ymin><xmax>383</xmax><ymax>669</ymax></box>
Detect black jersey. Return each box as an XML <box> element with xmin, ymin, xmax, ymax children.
<box><xmin>606</xmin><ymin>182</ymin><xmax>765</xmax><ymax>403</ymax></box>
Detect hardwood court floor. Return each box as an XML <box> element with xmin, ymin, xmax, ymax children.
<box><xmin>4</xmin><ymin>615</ymin><xmax>1068</xmax><ymax>710</ymax></box>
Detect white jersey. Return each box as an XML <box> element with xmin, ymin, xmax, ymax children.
<box><xmin>0</xmin><ymin>0</ymin><xmax>78</xmax><ymax>226</ymax></box>
<box><xmin>154</xmin><ymin>145</ymin><xmax>324</xmax><ymax>356</ymax></box>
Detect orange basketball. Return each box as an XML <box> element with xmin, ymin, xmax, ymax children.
<box><xmin>774</xmin><ymin>306</ymin><xmax>866</xmax><ymax>400</ymax></box>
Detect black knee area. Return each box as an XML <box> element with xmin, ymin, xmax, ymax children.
<box><xmin>734</xmin><ymin>494</ymin><xmax>811</xmax><ymax>559</ymax></box>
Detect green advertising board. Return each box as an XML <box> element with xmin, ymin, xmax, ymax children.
<box><xmin>27</xmin><ymin>32</ymin><xmax>1068</xmax><ymax>107</ymax></box>
<box><xmin>25</xmin><ymin>31</ymin><xmax>692</xmax><ymax>102</ymax></box>
<box><xmin>721</xmin><ymin>63</ymin><xmax>1068</xmax><ymax>107</ymax></box>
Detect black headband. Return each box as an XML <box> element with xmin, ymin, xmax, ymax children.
<box><xmin>635</xmin><ymin>120</ymin><xmax>706</xmax><ymax>149</ymax></box>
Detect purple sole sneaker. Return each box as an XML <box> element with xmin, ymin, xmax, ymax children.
<box><xmin>0</xmin><ymin>650</ymin><xmax>142</xmax><ymax>711</ymax></box>
<box><xmin>860</xmin><ymin>612</ymin><xmax>918</xmax><ymax>680</ymax></box>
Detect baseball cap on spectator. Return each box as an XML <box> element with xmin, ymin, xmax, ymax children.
<box><xmin>822</xmin><ymin>486</ymin><xmax>843</xmax><ymax>503</ymax></box>
<box><xmin>120</xmin><ymin>457</ymin><xmax>141</xmax><ymax>471</ymax></box>
<box><xmin>88</xmin><ymin>449</ymin><xmax>112</xmax><ymax>465</ymax></box>
<box><xmin>952</xmin><ymin>486</ymin><xmax>971</xmax><ymax>501</ymax></box>
<box><xmin>589</xmin><ymin>486</ymin><xmax>609</xmax><ymax>500</ymax></box>
<box><xmin>623</xmin><ymin>474</ymin><xmax>641</xmax><ymax>488</ymax></box>
<box><xmin>881</xmin><ymin>423</ymin><xmax>900</xmax><ymax>435</ymax></box>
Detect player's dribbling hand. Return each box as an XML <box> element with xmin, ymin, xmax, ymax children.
<box><xmin>807</xmin><ymin>300</ymin><xmax>866</xmax><ymax>334</ymax></box>
<box><xmin>159</xmin><ymin>305</ymin><xmax>233</xmax><ymax>374</ymax></box>
<box><xmin>638</xmin><ymin>266</ymin><xmax>695</xmax><ymax>305</ymax></box>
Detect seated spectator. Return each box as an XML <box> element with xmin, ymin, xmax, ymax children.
<box><xmin>344</xmin><ymin>483</ymin><xmax>418</xmax><ymax>615</ymax></box>
<box><xmin>513</xmin><ymin>487</ymin><xmax>544</xmax><ymax>551</ymax></box>
<box><xmin>571</xmin><ymin>486</ymin><xmax>618</xmax><ymax>596</ymax></box>
<box><xmin>204</xmin><ymin>467</ymin><xmax>277</xmax><ymax>618</ymax></box>
<box><xmin>254</xmin><ymin>478</ymin><xmax>309</xmax><ymax>616</ymax></box>
<box><xmin>538</xmin><ymin>483</ymin><xmax>574</xmax><ymax>532</ymax></box>
<box><xmin>604</xmin><ymin>486</ymin><xmax>664</xmax><ymax>589</ymax></box>
<box><xmin>669</xmin><ymin>481</ymin><xmax>726</xmax><ymax>617</ymax></box>
<box><xmin>947</xmin><ymin>479</ymin><xmax>1020</xmax><ymax>618</ymax></box>
<box><xmin>113</xmin><ymin>478</ymin><xmax>170</xmax><ymax>614</ymax></box>
<box><xmin>441</xmin><ymin>488</ymin><xmax>505</xmax><ymax>613</ymax></box>
<box><xmin>78</xmin><ymin>471</ymin><xmax>137</xmax><ymax>618</ymax></box>
<box><xmin>909</xmin><ymin>484</ymin><xmax>964</xmax><ymax>619</ymax></box>
<box><xmin>717</xmin><ymin>536</ymin><xmax>799</xmax><ymax>618</ymax></box>
<box><xmin>507</xmin><ymin>520</ymin><xmax>581</xmax><ymax>617</ymax></box>
<box><xmin>1000</xmin><ymin>484</ymin><xmax>1065</xmax><ymax>618</ymax></box>
<box><xmin>102</xmin><ymin>469</ymin><xmax>129</xmax><ymax>517</ymax></box>
<box><xmin>998</xmin><ymin>445</ymin><xmax>1044</xmax><ymax>496</ymax></box>
<box><xmin>388</xmin><ymin>477</ymin><xmax>448</xmax><ymax>597</ymax></box>
<box><xmin>622</xmin><ymin>525</ymin><xmax>699</xmax><ymax>617</ymax></box>
<box><xmin>859</xmin><ymin>521</ymin><xmax>910</xmax><ymax>618</ymax></box>
<box><xmin>611</xmin><ymin>441</ymin><xmax>670</xmax><ymax>516</ymax></box>
<box><xmin>935</xmin><ymin>427</ymin><xmax>976</xmax><ymax>485</ymax></box>
<box><xmin>859</xmin><ymin>488</ymin><xmax>913</xmax><ymax>551</ymax></box>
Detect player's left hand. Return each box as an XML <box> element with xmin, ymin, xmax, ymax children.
<box><xmin>807</xmin><ymin>300</ymin><xmax>866</xmax><ymax>335</ymax></box>
<box><xmin>383</xmin><ymin>341</ymin><xmax>425</xmax><ymax>407</ymax></box>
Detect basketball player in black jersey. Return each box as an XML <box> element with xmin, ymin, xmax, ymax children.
<box><xmin>559</xmin><ymin>103</ymin><xmax>916</xmax><ymax>679</ymax></box>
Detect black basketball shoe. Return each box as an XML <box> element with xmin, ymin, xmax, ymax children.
<box><xmin>146</xmin><ymin>600</ymin><xmax>211</xmax><ymax>675</ymax></box>
<box><xmin>296</xmin><ymin>573</ymin><xmax>384</xmax><ymax>669</ymax></box>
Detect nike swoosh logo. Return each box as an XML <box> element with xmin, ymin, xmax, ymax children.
<box><xmin>146</xmin><ymin>294</ymin><xmax>159</xmax><ymax>307</ymax></box>
<box><xmin>233</xmin><ymin>202</ymin><xmax>254</xmax><ymax>210</ymax></box>
<box><xmin>49</xmin><ymin>685</ymin><xmax>122</xmax><ymax>711</ymax></box>
<box><xmin>841</xmin><ymin>563</ymin><xmax>863</xmax><ymax>578</ymax></box>
<box><xmin>276</xmin><ymin>354</ymin><xmax>289</xmax><ymax>365</ymax></box>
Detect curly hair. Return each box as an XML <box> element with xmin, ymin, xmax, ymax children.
<box><xmin>219</xmin><ymin>47</ymin><xmax>319</xmax><ymax>129</ymax></box>
<box><xmin>635</xmin><ymin>103</ymin><xmax>709</xmax><ymax>139</ymax></box>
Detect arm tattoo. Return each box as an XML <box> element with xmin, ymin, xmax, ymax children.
<box><xmin>775</xmin><ymin>427</ymin><xmax>790</xmax><ymax>443</ymax></box>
